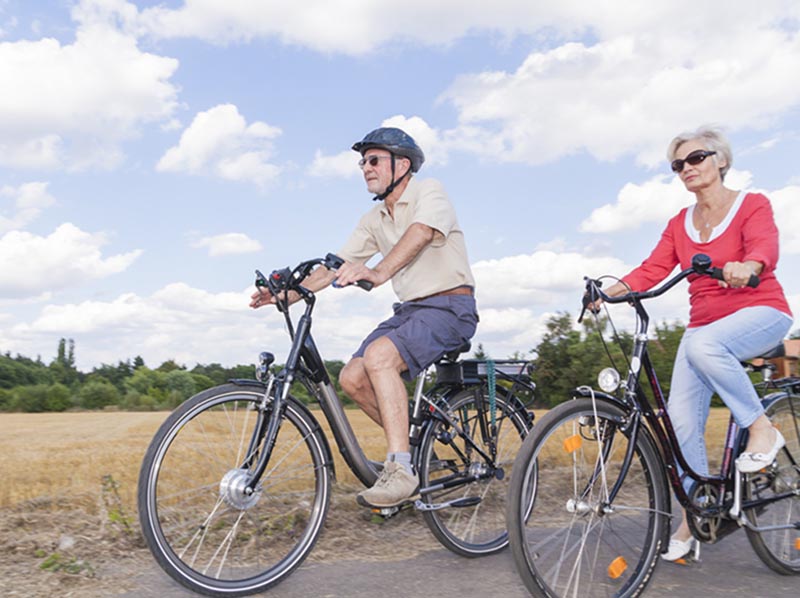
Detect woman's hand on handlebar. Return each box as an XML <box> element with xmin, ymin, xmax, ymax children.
<box><xmin>718</xmin><ymin>260</ymin><xmax>762</xmax><ymax>289</ymax></box>
<box><xmin>584</xmin><ymin>280</ymin><xmax>628</xmax><ymax>313</ymax></box>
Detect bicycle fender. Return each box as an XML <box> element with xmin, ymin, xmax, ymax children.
<box><xmin>571</xmin><ymin>386</ymin><xmax>629</xmax><ymax>411</ymax></box>
<box><xmin>228</xmin><ymin>378</ymin><xmax>267</xmax><ymax>388</ymax></box>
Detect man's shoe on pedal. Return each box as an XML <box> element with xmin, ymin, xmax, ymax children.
<box><xmin>357</xmin><ymin>461</ymin><xmax>420</xmax><ymax>508</ymax></box>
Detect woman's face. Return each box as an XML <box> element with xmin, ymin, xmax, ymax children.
<box><xmin>673</xmin><ymin>139</ymin><xmax>725</xmax><ymax>193</ymax></box>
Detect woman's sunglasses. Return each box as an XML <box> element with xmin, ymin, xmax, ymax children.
<box><xmin>671</xmin><ymin>150</ymin><xmax>716</xmax><ymax>173</ymax></box>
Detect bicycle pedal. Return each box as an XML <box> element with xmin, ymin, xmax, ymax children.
<box><xmin>370</xmin><ymin>505</ymin><xmax>401</xmax><ymax>518</ymax></box>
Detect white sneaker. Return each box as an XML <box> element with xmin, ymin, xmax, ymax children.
<box><xmin>661</xmin><ymin>536</ymin><xmax>696</xmax><ymax>561</ymax></box>
<box><xmin>356</xmin><ymin>461</ymin><xmax>419</xmax><ymax>508</ymax></box>
<box><xmin>736</xmin><ymin>428</ymin><xmax>785</xmax><ymax>474</ymax></box>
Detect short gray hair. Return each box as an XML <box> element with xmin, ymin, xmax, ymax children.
<box><xmin>667</xmin><ymin>126</ymin><xmax>733</xmax><ymax>181</ymax></box>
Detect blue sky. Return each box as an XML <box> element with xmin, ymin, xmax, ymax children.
<box><xmin>1</xmin><ymin>0</ymin><xmax>799</xmax><ymax>371</ymax></box>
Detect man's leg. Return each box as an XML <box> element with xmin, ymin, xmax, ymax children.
<box><xmin>339</xmin><ymin>358</ymin><xmax>383</xmax><ymax>426</ymax></box>
<box><xmin>361</xmin><ymin>336</ymin><xmax>411</xmax><ymax>453</ymax></box>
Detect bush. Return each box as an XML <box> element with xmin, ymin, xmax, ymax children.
<box><xmin>80</xmin><ymin>380</ymin><xmax>121</xmax><ymax>410</ymax></box>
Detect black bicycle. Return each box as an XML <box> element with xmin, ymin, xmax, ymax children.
<box><xmin>506</xmin><ymin>253</ymin><xmax>799</xmax><ymax>598</ymax></box>
<box><xmin>138</xmin><ymin>253</ymin><xmax>535</xmax><ymax>596</ymax></box>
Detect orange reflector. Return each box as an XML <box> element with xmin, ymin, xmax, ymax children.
<box><xmin>563</xmin><ymin>434</ymin><xmax>582</xmax><ymax>454</ymax></box>
<box><xmin>795</xmin><ymin>538</ymin><xmax>800</xmax><ymax>551</ymax></box>
<box><xmin>675</xmin><ymin>558</ymin><xmax>688</xmax><ymax>566</ymax></box>
<box><xmin>607</xmin><ymin>556</ymin><xmax>627</xmax><ymax>579</ymax></box>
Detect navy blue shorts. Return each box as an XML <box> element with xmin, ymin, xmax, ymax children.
<box><xmin>352</xmin><ymin>294</ymin><xmax>478</xmax><ymax>380</ymax></box>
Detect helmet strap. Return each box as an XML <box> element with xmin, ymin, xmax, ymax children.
<box><xmin>372</xmin><ymin>155</ymin><xmax>410</xmax><ymax>202</ymax></box>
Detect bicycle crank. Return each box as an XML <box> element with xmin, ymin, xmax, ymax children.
<box><xmin>414</xmin><ymin>496</ymin><xmax>482</xmax><ymax>512</ymax></box>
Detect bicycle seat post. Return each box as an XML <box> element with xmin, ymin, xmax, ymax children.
<box><xmin>408</xmin><ymin>367</ymin><xmax>429</xmax><ymax>442</ymax></box>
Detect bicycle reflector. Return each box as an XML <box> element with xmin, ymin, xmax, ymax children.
<box><xmin>598</xmin><ymin>367</ymin><xmax>621</xmax><ymax>392</ymax></box>
<box><xmin>563</xmin><ymin>434</ymin><xmax>582</xmax><ymax>454</ymax></box>
<box><xmin>607</xmin><ymin>556</ymin><xmax>628</xmax><ymax>579</ymax></box>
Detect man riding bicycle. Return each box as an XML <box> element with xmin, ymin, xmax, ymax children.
<box><xmin>250</xmin><ymin>127</ymin><xmax>478</xmax><ymax>508</ymax></box>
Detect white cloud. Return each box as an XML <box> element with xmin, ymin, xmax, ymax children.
<box><xmin>0</xmin><ymin>182</ymin><xmax>56</xmax><ymax>233</ymax></box>
<box><xmin>579</xmin><ymin>171</ymin><xmax>800</xmax><ymax>255</ymax></box>
<box><xmin>157</xmin><ymin>104</ymin><xmax>282</xmax><ymax>187</ymax></box>
<box><xmin>437</xmin><ymin>5</ymin><xmax>800</xmax><ymax>166</ymax></box>
<box><xmin>472</xmin><ymin>250</ymin><xmax>630</xmax><ymax>309</ymax></box>
<box><xmin>0</xmin><ymin>223</ymin><xmax>142</xmax><ymax>298</ymax></box>
<box><xmin>191</xmin><ymin>233</ymin><xmax>263</xmax><ymax>257</ymax></box>
<box><xmin>580</xmin><ymin>169</ymin><xmax>755</xmax><ymax>233</ymax></box>
<box><xmin>310</xmin><ymin>115</ymin><xmax>447</xmax><ymax>179</ymax></box>
<box><xmin>307</xmin><ymin>150</ymin><xmax>360</xmax><ymax>179</ymax></box>
<box><xmin>757</xmin><ymin>185</ymin><xmax>800</xmax><ymax>255</ymax></box>
<box><xmin>0</xmin><ymin>10</ymin><xmax>179</xmax><ymax>170</ymax></box>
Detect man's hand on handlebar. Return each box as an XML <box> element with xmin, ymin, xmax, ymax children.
<box><xmin>333</xmin><ymin>261</ymin><xmax>381</xmax><ymax>290</ymax></box>
<box><xmin>250</xmin><ymin>287</ymin><xmax>282</xmax><ymax>309</ymax></box>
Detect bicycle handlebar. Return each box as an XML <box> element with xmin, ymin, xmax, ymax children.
<box><xmin>254</xmin><ymin>253</ymin><xmax>373</xmax><ymax>301</ymax></box>
<box><xmin>579</xmin><ymin>253</ymin><xmax>759</xmax><ymax>322</ymax></box>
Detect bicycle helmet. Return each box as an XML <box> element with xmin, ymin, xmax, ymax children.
<box><xmin>352</xmin><ymin>127</ymin><xmax>426</xmax><ymax>201</ymax></box>
<box><xmin>352</xmin><ymin>127</ymin><xmax>425</xmax><ymax>173</ymax></box>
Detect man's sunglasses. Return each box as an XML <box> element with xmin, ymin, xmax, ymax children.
<box><xmin>358</xmin><ymin>155</ymin><xmax>393</xmax><ymax>168</ymax></box>
<box><xmin>671</xmin><ymin>150</ymin><xmax>716</xmax><ymax>173</ymax></box>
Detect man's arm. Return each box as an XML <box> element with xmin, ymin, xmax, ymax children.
<box><xmin>335</xmin><ymin>222</ymin><xmax>435</xmax><ymax>288</ymax></box>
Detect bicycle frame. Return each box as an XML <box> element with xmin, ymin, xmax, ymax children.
<box><xmin>243</xmin><ymin>256</ymin><xmax>535</xmax><ymax>497</ymax></box>
<box><xmin>582</xmin><ymin>254</ymin><xmax>798</xmax><ymax>532</ymax></box>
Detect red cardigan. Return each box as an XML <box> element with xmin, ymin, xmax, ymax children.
<box><xmin>622</xmin><ymin>192</ymin><xmax>792</xmax><ymax>327</ymax></box>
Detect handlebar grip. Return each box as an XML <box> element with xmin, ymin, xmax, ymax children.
<box><xmin>355</xmin><ymin>280</ymin><xmax>374</xmax><ymax>291</ymax></box>
<box><xmin>709</xmin><ymin>267</ymin><xmax>760</xmax><ymax>288</ymax></box>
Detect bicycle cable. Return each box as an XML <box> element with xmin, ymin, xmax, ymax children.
<box><xmin>588</xmin><ymin>275</ymin><xmax>633</xmax><ymax>377</ymax></box>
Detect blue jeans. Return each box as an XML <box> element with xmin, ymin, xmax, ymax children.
<box><xmin>667</xmin><ymin>306</ymin><xmax>792</xmax><ymax>493</ymax></box>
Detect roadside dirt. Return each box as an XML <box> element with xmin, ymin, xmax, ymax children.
<box><xmin>0</xmin><ymin>485</ymin><xmax>443</xmax><ymax>598</ymax></box>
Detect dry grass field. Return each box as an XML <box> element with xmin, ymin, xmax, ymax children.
<box><xmin>0</xmin><ymin>407</ymin><xmax>734</xmax><ymax>597</ymax></box>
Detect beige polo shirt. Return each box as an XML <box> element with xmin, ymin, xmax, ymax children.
<box><xmin>339</xmin><ymin>177</ymin><xmax>475</xmax><ymax>302</ymax></box>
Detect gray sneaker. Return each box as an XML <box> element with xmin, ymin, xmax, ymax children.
<box><xmin>357</xmin><ymin>461</ymin><xmax>420</xmax><ymax>508</ymax></box>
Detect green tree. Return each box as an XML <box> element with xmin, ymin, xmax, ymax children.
<box><xmin>50</xmin><ymin>338</ymin><xmax>78</xmax><ymax>386</ymax></box>
<box><xmin>472</xmin><ymin>343</ymin><xmax>489</xmax><ymax>360</ymax></box>
<box><xmin>45</xmin><ymin>383</ymin><xmax>72</xmax><ymax>411</ymax></box>
<box><xmin>0</xmin><ymin>388</ymin><xmax>12</xmax><ymax>411</ymax></box>
<box><xmin>80</xmin><ymin>380</ymin><xmax>121</xmax><ymax>409</ymax></box>
<box><xmin>165</xmin><ymin>369</ymin><xmax>196</xmax><ymax>406</ymax></box>
<box><xmin>13</xmin><ymin>383</ymin><xmax>71</xmax><ymax>412</ymax></box>
<box><xmin>533</xmin><ymin>312</ymin><xmax>581</xmax><ymax>406</ymax></box>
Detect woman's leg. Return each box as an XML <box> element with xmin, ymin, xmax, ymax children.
<box><xmin>682</xmin><ymin>307</ymin><xmax>792</xmax><ymax>453</ymax></box>
<box><xmin>668</xmin><ymin>329</ymin><xmax>714</xmax><ymax>493</ymax></box>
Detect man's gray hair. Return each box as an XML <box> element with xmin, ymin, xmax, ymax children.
<box><xmin>667</xmin><ymin>126</ymin><xmax>733</xmax><ymax>181</ymax></box>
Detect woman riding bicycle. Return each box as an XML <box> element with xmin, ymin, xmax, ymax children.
<box><xmin>592</xmin><ymin>126</ymin><xmax>793</xmax><ymax>561</ymax></box>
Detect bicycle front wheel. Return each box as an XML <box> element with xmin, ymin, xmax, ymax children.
<box><xmin>745</xmin><ymin>392</ymin><xmax>800</xmax><ymax>574</ymax></box>
<box><xmin>137</xmin><ymin>383</ymin><xmax>332</xmax><ymax>597</ymax></box>
<box><xmin>417</xmin><ymin>386</ymin><xmax>531</xmax><ymax>557</ymax></box>
<box><xmin>507</xmin><ymin>397</ymin><xmax>669</xmax><ymax>598</ymax></box>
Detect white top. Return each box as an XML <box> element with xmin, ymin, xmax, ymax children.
<box><xmin>684</xmin><ymin>190</ymin><xmax>746</xmax><ymax>243</ymax></box>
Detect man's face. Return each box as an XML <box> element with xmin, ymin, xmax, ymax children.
<box><xmin>360</xmin><ymin>149</ymin><xmax>394</xmax><ymax>195</ymax></box>
<box><xmin>360</xmin><ymin>149</ymin><xmax>410</xmax><ymax>195</ymax></box>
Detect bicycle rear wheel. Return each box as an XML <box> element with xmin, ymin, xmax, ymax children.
<box><xmin>745</xmin><ymin>392</ymin><xmax>800</xmax><ymax>574</ymax></box>
<box><xmin>507</xmin><ymin>397</ymin><xmax>669</xmax><ymax>598</ymax></box>
<box><xmin>138</xmin><ymin>383</ymin><xmax>332</xmax><ymax>597</ymax></box>
<box><xmin>417</xmin><ymin>386</ymin><xmax>531</xmax><ymax>557</ymax></box>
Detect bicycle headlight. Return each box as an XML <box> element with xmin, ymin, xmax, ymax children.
<box><xmin>598</xmin><ymin>367</ymin><xmax>621</xmax><ymax>392</ymax></box>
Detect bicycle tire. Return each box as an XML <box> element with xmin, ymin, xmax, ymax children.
<box><xmin>744</xmin><ymin>392</ymin><xmax>800</xmax><ymax>574</ymax></box>
<box><xmin>138</xmin><ymin>383</ymin><xmax>332</xmax><ymax>597</ymax></box>
<box><xmin>417</xmin><ymin>386</ymin><xmax>531</xmax><ymax>557</ymax></box>
<box><xmin>507</xmin><ymin>397</ymin><xmax>669</xmax><ymax>598</ymax></box>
